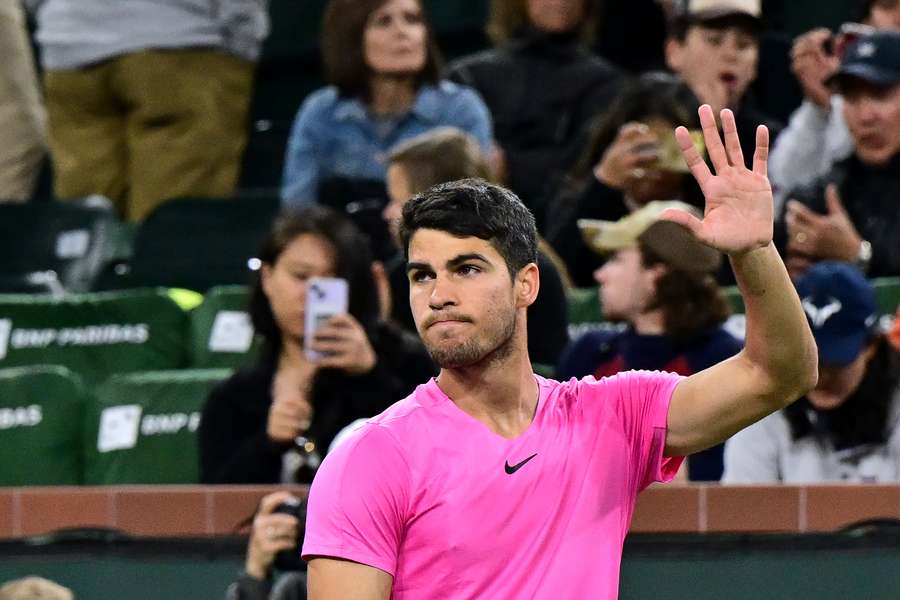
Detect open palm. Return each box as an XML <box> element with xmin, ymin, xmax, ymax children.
<box><xmin>661</xmin><ymin>105</ymin><xmax>773</xmax><ymax>255</ymax></box>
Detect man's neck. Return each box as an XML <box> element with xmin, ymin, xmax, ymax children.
<box><xmin>368</xmin><ymin>75</ymin><xmax>417</xmax><ymax>116</ymax></box>
<box><xmin>435</xmin><ymin>336</ymin><xmax>538</xmax><ymax>440</ymax></box>
<box><xmin>632</xmin><ymin>309</ymin><xmax>665</xmax><ymax>336</ymax></box>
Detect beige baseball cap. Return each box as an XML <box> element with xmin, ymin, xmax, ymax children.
<box><xmin>680</xmin><ymin>0</ymin><xmax>761</xmax><ymax>22</ymax></box>
<box><xmin>578</xmin><ymin>200</ymin><xmax>721</xmax><ymax>275</ymax></box>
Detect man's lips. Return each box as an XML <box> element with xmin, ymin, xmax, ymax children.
<box><xmin>425</xmin><ymin>315</ymin><xmax>472</xmax><ymax>329</ymax></box>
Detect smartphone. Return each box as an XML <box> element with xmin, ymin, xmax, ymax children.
<box><xmin>304</xmin><ymin>277</ymin><xmax>349</xmax><ymax>360</ymax></box>
<box><xmin>648</xmin><ymin>129</ymin><xmax>705</xmax><ymax>173</ymax></box>
<box><xmin>825</xmin><ymin>22</ymin><xmax>876</xmax><ymax>58</ymax></box>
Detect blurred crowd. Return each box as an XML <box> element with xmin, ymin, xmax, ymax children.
<box><xmin>2</xmin><ymin>0</ymin><xmax>900</xmax><ymax>597</ymax></box>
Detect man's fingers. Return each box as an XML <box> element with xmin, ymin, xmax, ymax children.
<box><xmin>824</xmin><ymin>183</ymin><xmax>847</xmax><ymax>216</ymax></box>
<box><xmin>752</xmin><ymin>125</ymin><xmax>769</xmax><ymax>177</ymax></box>
<box><xmin>257</xmin><ymin>492</ymin><xmax>299</xmax><ymax>515</ymax></box>
<box><xmin>699</xmin><ymin>104</ymin><xmax>729</xmax><ymax>173</ymax></box>
<box><xmin>675</xmin><ymin>125</ymin><xmax>712</xmax><ymax>187</ymax></box>
<box><xmin>720</xmin><ymin>109</ymin><xmax>745</xmax><ymax>167</ymax></box>
<box><xmin>786</xmin><ymin>200</ymin><xmax>821</xmax><ymax>224</ymax></box>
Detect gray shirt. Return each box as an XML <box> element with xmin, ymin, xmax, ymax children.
<box><xmin>723</xmin><ymin>388</ymin><xmax>900</xmax><ymax>483</ymax></box>
<box><xmin>25</xmin><ymin>0</ymin><xmax>269</xmax><ymax>70</ymax></box>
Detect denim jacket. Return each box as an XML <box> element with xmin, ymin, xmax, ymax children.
<box><xmin>280</xmin><ymin>81</ymin><xmax>493</xmax><ymax>207</ymax></box>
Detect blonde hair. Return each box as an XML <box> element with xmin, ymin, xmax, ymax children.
<box><xmin>0</xmin><ymin>577</ymin><xmax>73</xmax><ymax>600</ymax></box>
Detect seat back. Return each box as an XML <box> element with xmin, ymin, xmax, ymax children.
<box><xmin>0</xmin><ymin>366</ymin><xmax>85</xmax><ymax>485</ymax></box>
<box><xmin>129</xmin><ymin>196</ymin><xmax>280</xmax><ymax>293</ymax></box>
<box><xmin>0</xmin><ymin>201</ymin><xmax>121</xmax><ymax>292</ymax></box>
<box><xmin>83</xmin><ymin>369</ymin><xmax>231</xmax><ymax>484</ymax></box>
<box><xmin>0</xmin><ymin>289</ymin><xmax>189</xmax><ymax>385</ymax></box>
<box><xmin>190</xmin><ymin>285</ymin><xmax>258</xmax><ymax>369</ymax></box>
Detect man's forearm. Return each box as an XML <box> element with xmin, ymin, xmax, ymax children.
<box><xmin>730</xmin><ymin>243</ymin><xmax>818</xmax><ymax>400</ymax></box>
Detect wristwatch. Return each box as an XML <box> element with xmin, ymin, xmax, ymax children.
<box><xmin>855</xmin><ymin>240</ymin><xmax>872</xmax><ymax>273</ymax></box>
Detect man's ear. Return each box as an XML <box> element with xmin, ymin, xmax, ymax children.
<box><xmin>516</xmin><ymin>262</ymin><xmax>540</xmax><ymax>308</ymax></box>
<box><xmin>665</xmin><ymin>37</ymin><xmax>684</xmax><ymax>72</ymax></box>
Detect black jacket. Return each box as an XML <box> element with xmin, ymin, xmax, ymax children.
<box><xmin>199</xmin><ymin>322</ymin><xmax>437</xmax><ymax>484</ymax></box>
<box><xmin>446</xmin><ymin>29</ymin><xmax>622</xmax><ymax>226</ymax></box>
<box><xmin>776</xmin><ymin>153</ymin><xmax>900</xmax><ymax>278</ymax></box>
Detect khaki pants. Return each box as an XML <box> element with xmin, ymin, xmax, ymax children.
<box><xmin>45</xmin><ymin>49</ymin><xmax>254</xmax><ymax>221</ymax></box>
<box><xmin>0</xmin><ymin>1</ymin><xmax>47</xmax><ymax>202</ymax></box>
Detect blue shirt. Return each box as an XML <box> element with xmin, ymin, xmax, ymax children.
<box><xmin>281</xmin><ymin>81</ymin><xmax>493</xmax><ymax>207</ymax></box>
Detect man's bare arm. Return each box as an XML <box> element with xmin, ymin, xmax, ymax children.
<box><xmin>307</xmin><ymin>557</ymin><xmax>392</xmax><ymax>600</ymax></box>
<box><xmin>660</xmin><ymin>106</ymin><xmax>818</xmax><ymax>456</ymax></box>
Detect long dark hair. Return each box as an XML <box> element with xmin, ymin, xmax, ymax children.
<box><xmin>321</xmin><ymin>0</ymin><xmax>443</xmax><ymax>101</ymax></box>
<box><xmin>566</xmin><ymin>73</ymin><xmax>703</xmax><ymax>204</ymax></box>
<box><xmin>249</xmin><ymin>206</ymin><xmax>380</xmax><ymax>359</ymax></box>
<box><xmin>784</xmin><ymin>337</ymin><xmax>900</xmax><ymax>449</ymax></box>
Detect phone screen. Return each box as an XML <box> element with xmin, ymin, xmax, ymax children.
<box><xmin>304</xmin><ymin>277</ymin><xmax>349</xmax><ymax>360</ymax></box>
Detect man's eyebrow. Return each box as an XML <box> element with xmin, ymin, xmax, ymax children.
<box><xmin>447</xmin><ymin>253</ymin><xmax>490</xmax><ymax>268</ymax></box>
<box><xmin>407</xmin><ymin>254</ymin><xmax>491</xmax><ymax>273</ymax></box>
<box><xmin>406</xmin><ymin>261</ymin><xmax>431</xmax><ymax>273</ymax></box>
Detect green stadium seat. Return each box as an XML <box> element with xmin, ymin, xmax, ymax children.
<box><xmin>0</xmin><ymin>366</ymin><xmax>85</xmax><ymax>486</ymax></box>
<box><xmin>0</xmin><ymin>201</ymin><xmax>123</xmax><ymax>293</ymax></box>
<box><xmin>83</xmin><ymin>369</ymin><xmax>231</xmax><ymax>484</ymax></box>
<box><xmin>723</xmin><ymin>286</ymin><xmax>745</xmax><ymax>314</ymax></box>
<box><xmin>126</xmin><ymin>196</ymin><xmax>280</xmax><ymax>293</ymax></box>
<box><xmin>0</xmin><ymin>289</ymin><xmax>189</xmax><ymax>385</ymax></box>
<box><xmin>566</xmin><ymin>287</ymin><xmax>603</xmax><ymax>326</ymax></box>
<box><xmin>532</xmin><ymin>363</ymin><xmax>556</xmax><ymax>378</ymax></box>
<box><xmin>190</xmin><ymin>285</ymin><xmax>259</xmax><ymax>369</ymax></box>
<box><xmin>872</xmin><ymin>277</ymin><xmax>900</xmax><ymax>316</ymax></box>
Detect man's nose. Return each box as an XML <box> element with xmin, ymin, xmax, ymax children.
<box><xmin>428</xmin><ymin>275</ymin><xmax>457</xmax><ymax>309</ymax></box>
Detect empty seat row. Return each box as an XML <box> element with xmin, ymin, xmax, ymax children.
<box><xmin>0</xmin><ymin>365</ymin><xmax>229</xmax><ymax>486</ymax></box>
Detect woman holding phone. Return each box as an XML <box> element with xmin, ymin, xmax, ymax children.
<box><xmin>199</xmin><ymin>206</ymin><xmax>436</xmax><ymax>484</ymax></box>
<box><xmin>544</xmin><ymin>73</ymin><xmax>709</xmax><ymax>286</ymax></box>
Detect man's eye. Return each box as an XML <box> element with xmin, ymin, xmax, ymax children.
<box><xmin>458</xmin><ymin>265</ymin><xmax>480</xmax><ymax>276</ymax></box>
<box><xmin>410</xmin><ymin>271</ymin><xmax>433</xmax><ymax>282</ymax></box>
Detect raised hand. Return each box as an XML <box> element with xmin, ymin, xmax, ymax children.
<box><xmin>661</xmin><ymin>105</ymin><xmax>773</xmax><ymax>256</ymax></box>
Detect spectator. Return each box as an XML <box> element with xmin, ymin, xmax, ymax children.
<box><xmin>227</xmin><ymin>491</ymin><xmax>306</xmax><ymax>600</ymax></box>
<box><xmin>280</xmin><ymin>0</ymin><xmax>492</xmax><ymax>208</ymax></box>
<box><xmin>382</xmin><ymin>127</ymin><xmax>570</xmax><ymax>366</ymax></box>
<box><xmin>545</xmin><ymin>73</ymin><xmax>705</xmax><ymax>286</ymax></box>
<box><xmin>780</xmin><ymin>31</ymin><xmax>900</xmax><ymax>279</ymax></box>
<box><xmin>445</xmin><ymin>0</ymin><xmax>622</xmax><ymax>226</ymax></box>
<box><xmin>0</xmin><ymin>577</ymin><xmax>72</xmax><ymax>600</ymax></box>
<box><xmin>558</xmin><ymin>201</ymin><xmax>742</xmax><ymax>480</ymax></box>
<box><xmin>25</xmin><ymin>0</ymin><xmax>268</xmax><ymax>221</ymax></box>
<box><xmin>769</xmin><ymin>0</ymin><xmax>900</xmax><ymax>211</ymax></box>
<box><xmin>723</xmin><ymin>262</ymin><xmax>900</xmax><ymax>483</ymax></box>
<box><xmin>665</xmin><ymin>0</ymin><xmax>783</xmax><ymax>162</ymax></box>
<box><xmin>199</xmin><ymin>207</ymin><xmax>435</xmax><ymax>484</ymax></box>
<box><xmin>0</xmin><ymin>1</ymin><xmax>46</xmax><ymax>202</ymax></box>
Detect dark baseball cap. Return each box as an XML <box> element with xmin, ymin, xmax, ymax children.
<box><xmin>795</xmin><ymin>262</ymin><xmax>878</xmax><ymax>367</ymax></box>
<box><xmin>828</xmin><ymin>31</ymin><xmax>900</xmax><ymax>90</ymax></box>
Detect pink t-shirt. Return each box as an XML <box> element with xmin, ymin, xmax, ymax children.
<box><xmin>302</xmin><ymin>371</ymin><xmax>684</xmax><ymax>599</ymax></box>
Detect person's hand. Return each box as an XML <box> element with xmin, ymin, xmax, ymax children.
<box><xmin>594</xmin><ymin>122</ymin><xmax>660</xmax><ymax>190</ymax></box>
<box><xmin>785</xmin><ymin>184</ymin><xmax>862</xmax><ymax>262</ymax></box>
<box><xmin>309</xmin><ymin>314</ymin><xmax>377</xmax><ymax>375</ymax></box>
<box><xmin>661</xmin><ymin>105</ymin><xmax>773</xmax><ymax>256</ymax></box>
<box><xmin>267</xmin><ymin>369</ymin><xmax>314</xmax><ymax>444</ymax></box>
<box><xmin>245</xmin><ymin>491</ymin><xmax>301</xmax><ymax>580</ymax></box>
<box><xmin>791</xmin><ymin>28</ymin><xmax>839</xmax><ymax>110</ymax></box>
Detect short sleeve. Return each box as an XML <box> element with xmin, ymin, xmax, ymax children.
<box><xmin>589</xmin><ymin>371</ymin><xmax>685</xmax><ymax>494</ymax></box>
<box><xmin>302</xmin><ymin>425</ymin><xmax>410</xmax><ymax>576</ymax></box>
